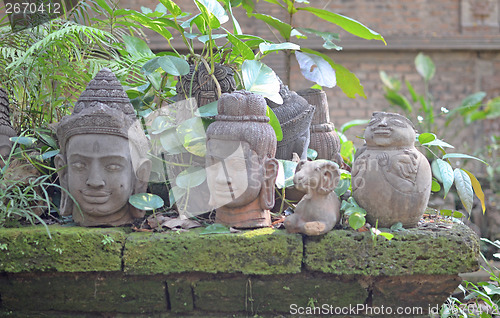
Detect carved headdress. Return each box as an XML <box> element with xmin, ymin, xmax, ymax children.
<box><xmin>0</xmin><ymin>87</ymin><xmax>17</xmax><ymax>138</ymax></box>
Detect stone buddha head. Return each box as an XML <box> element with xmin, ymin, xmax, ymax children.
<box><xmin>364</xmin><ymin>112</ymin><xmax>416</xmax><ymax>148</ymax></box>
<box><xmin>205</xmin><ymin>91</ymin><xmax>278</xmax><ymax>228</ymax></box>
<box><xmin>55</xmin><ymin>68</ymin><xmax>152</xmax><ymax>226</ymax></box>
<box><xmin>0</xmin><ymin>87</ymin><xmax>16</xmax><ymax>168</ymax></box>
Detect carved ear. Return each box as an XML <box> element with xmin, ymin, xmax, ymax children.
<box><xmin>134</xmin><ymin>158</ymin><xmax>152</xmax><ymax>194</ymax></box>
<box><xmin>260</xmin><ymin>158</ymin><xmax>279</xmax><ymax>209</ymax></box>
<box><xmin>319</xmin><ymin>161</ymin><xmax>340</xmax><ymax>194</ymax></box>
<box><xmin>54</xmin><ymin>154</ymin><xmax>73</xmax><ymax>216</ymax></box>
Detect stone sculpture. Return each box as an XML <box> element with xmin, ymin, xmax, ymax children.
<box><xmin>0</xmin><ymin>87</ymin><xmax>16</xmax><ymax>167</ymax></box>
<box><xmin>55</xmin><ymin>68</ymin><xmax>152</xmax><ymax>227</ymax></box>
<box><xmin>266</xmin><ymin>79</ymin><xmax>315</xmax><ymax>160</ymax></box>
<box><xmin>205</xmin><ymin>90</ymin><xmax>278</xmax><ymax>228</ymax></box>
<box><xmin>176</xmin><ymin>63</ymin><xmax>236</xmax><ymax>107</ymax></box>
<box><xmin>285</xmin><ymin>160</ymin><xmax>341</xmax><ymax>235</ymax></box>
<box><xmin>351</xmin><ymin>112</ymin><xmax>432</xmax><ymax>228</ymax></box>
<box><xmin>297</xmin><ymin>88</ymin><xmax>342</xmax><ymax>165</ymax></box>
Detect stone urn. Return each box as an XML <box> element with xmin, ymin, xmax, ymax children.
<box><xmin>351</xmin><ymin>112</ymin><xmax>432</xmax><ymax>228</ymax></box>
<box><xmin>297</xmin><ymin>88</ymin><xmax>342</xmax><ymax>165</ymax></box>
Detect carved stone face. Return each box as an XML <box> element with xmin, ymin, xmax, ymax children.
<box><xmin>0</xmin><ymin>134</ymin><xmax>12</xmax><ymax>167</ymax></box>
<box><xmin>66</xmin><ymin>134</ymin><xmax>135</xmax><ymax>218</ymax></box>
<box><xmin>364</xmin><ymin>114</ymin><xmax>415</xmax><ymax>148</ymax></box>
<box><xmin>205</xmin><ymin>139</ymin><xmax>263</xmax><ymax>209</ymax></box>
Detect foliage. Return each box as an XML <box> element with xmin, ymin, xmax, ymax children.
<box><xmin>381</xmin><ymin>52</ymin><xmax>500</xmax><ymax>135</ymax></box>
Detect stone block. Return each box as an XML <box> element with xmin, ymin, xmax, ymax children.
<box><xmin>193</xmin><ymin>274</ymin><xmax>368</xmax><ymax>314</ymax></box>
<box><xmin>0</xmin><ymin>273</ymin><xmax>166</xmax><ymax>313</ymax></box>
<box><xmin>0</xmin><ymin>225</ymin><xmax>127</xmax><ymax>272</ymax></box>
<box><xmin>304</xmin><ymin>223</ymin><xmax>480</xmax><ymax>275</ymax></box>
<box><xmin>123</xmin><ymin>228</ymin><xmax>303</xmax><ymax>275</ymax></box>
<box><xmin>167</xmin><ymin>278</ymin><xmax>194</xmax><ymax>313</ymax></box>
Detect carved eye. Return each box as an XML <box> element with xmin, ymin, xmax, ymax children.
<box><xmin>71</xmin><ymin>162</ymin><xmax>85</xmax><ymax>170</ymax></box>
<box><xmin>368</xmin><ymin>117</ymin><xmax>381</xmax><ymax>126</ymax></box>
<box><xmin>389</xmin><ymin>118</ymin><xmax>406</xmax><ymax>128</ymax></box>
<box><xmin>106</xmin><ymin>164</ymin><xmax>123</xmax><ymax>172</ymax></box>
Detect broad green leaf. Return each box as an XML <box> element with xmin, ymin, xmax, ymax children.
<box><xmin>486</xmin><ymin>96</ymin><xmax>500</xmax><ymax>119</ymax></box>
<box><xmin>340</xmin><ymin>119</ymin><xmax>370</xmax><ymax>133</ymax></box>
<box><xmin>10</xmin><ymin>136</ymin><xmax>37</xmax><ymax>146</ymax></box>
<box><xmin>390</xmin><ymin>222</ymin><xmax>404</xmax><ymax>231</ymax></box>
<box><xmin>463</xmin><ymin>169</ymin><xmax>486</xmax><ymax>214</ymax></box>
<box><xmin>379</xmin><ymin>71</ymin><xmax>400</xmax><ymax>91</ymax></box>
<box><xmin>415</xmin><ymin>53</ymin><xmax>435</xmax><ymax>81</ymax></box>
<box><xmin>41</xmin><ymin>150</ymin><xmax>60</xmax><ymax>160</ymax></box>
<box><xmin>439</xmin><ymin>209</ymin><xmax>464</xmax><ymax>218</ymax></box>
<box><xmin>242</xmin><ymin>60</ymin><xmax>282</xmax><ymax>104</ymax></box>
<box><xmin>307</xmin><ymin>148</ymin><xmax>318</xmax><ymax>160</ymax></box>
<box><xmin>297</xmin><ymin>7</ymin><xmax>386</xmax><ymax>43</ymax></box>
<box><xmin>197</xmin><ymin>0</ymin><xmax>229</xmax><ymax>24</ymax></box>
<box><xmin>431</xmin><ymin>159</ymin><xmax>454</xmax><ymax>198</ymax></box>
<box><xmin>276</xmin><ymin>160</ymin><xmax>298</xmax><ymax>189</ymax></box>
<box><xmin>405</xmin><ymin>80</ymin><xmax>419</xmax><ymax>102</ymax></box>
<box><xmin>158</xmin><ymin>56</ymin><xmax>190</xmax><ymax>76</ymax></box>
<box><xmin>295</xmin><ymin>27</ymin><xmax>341</xmax><ymax>50</ymax></box>
<box><xmin>442</xmin><ymin>153</ymin><xmax>488</xmax><ymax>165</ymax></box>
<box><xmin>295</xmin><ymin>51</ymin><xmax>336</xmax><ymax>88</ymax></box>
<box><xmin>151</xmin><ymin>116</ymin><xmax>173</xmax><ymax>135</ymax></box>
<box><xmin>169</xmin><ymin>186</ymin><xmax>187</xmax><ymax>206</ymax></box>
<box><xmin>249</xmin><ymin>13</ymin><xmax>292</xmax><ymax>39</ymax></box>
<box><xmin>176</xmin><ymin>166</ymin><xmax>207</xmax><ymax>189</ymax></box>
<box><xmin>226</xmin><ymin>32</ymin><xmax>255</xmax><ymax>60</ymax></box>
<box><xmin>377</xmin><ymin>232</ymin><xmax>394</xmax><ymax>241</ymax></box>
<box><xmin>418</xmin><ymin>133</ymin><xmax>436</xmax><ymax>145</ymax></box>
<box><xmin>195</xmin><ymin>101</ymin><xmax>218</xmax><ymax>117</ymax></box>
<box><xmin>177</xmin><ymin>117</ymin><xmax>207</xmax><ymax>157</ymax></box>
<box><xmin>259</xmin><ymin>42</ymin><xmax>300</xmax><ymax>54</ymax></box>
<box><xmin>159</xmin><ymin>127</ymin><xmax>186</xmax><ymax>154</ymax></box>
<box><xmin>222</xmin><ymin>0</ymin><xmax>242</xmax><ymax>34</ymax></box>
<box><xmin>334</xmin><ymin>178</ymin><xmax>350</xmax><ymax>197</ymax></box>
<box><xmin>422</xmin><ymin>139</ymin><xmax>454</xmax><ymax>149</ymax></box>
<box><xmin>344</xmin><ymin>206</ymin><xmax>366</xmax><ymax>217</ymax></box>
<box><xmin>129</xmin><ymin>193</ymin><xmax>164</xmax><ymax>210</ymax></box>
<box><xmin>300</xmin><ymin>48</ymin><xmax>365</xmax><ymax>98</ymax></box>
<box><xmin>201</xmin><ymin>223</ymin><xmax>231</xmax><ymax>234</ymax></box>
<box><xmin>348</xmin><ymin>212</ymin><xmax>366</xmax><ymax>230</ymax></box>
<box><xmin>37</xmin><ymin>133</ymin><xmax>58</xmax><ymax>149</ymax></box>
<box><xmin>454</xmin><ymin>168</ymin><xmax>473</xmax><ymax>214</ymax></box>
<box><xmin>159</xmin><ymin>0</ymin><xmax>182</xmax><ymax>16</ymax></box>
<box><xmin>266</xmin><ymin>106</ymin><xmax>283</xmax><ymax>141</ymax></box>
<box><xmin>460</xmin><ymin>91</ymin><xmax>486</xmax><ymax>109</ymax></box>
<box><xmin>384</xmin><ymin>90</ymin><xmax>412</xmax><ymax>112</ymax></box>
<box><xmin>142</xmin><ymin>56</ymin><xmax>161</xmax><ymax>75</ymax></box>
<box><xmin>340</xmin><ymin>140</ymin><xmax>354</xmax><ymax>163</ymax></box>
<box><xmin>431</xmin><ymin>179</ymin><xmax>441</xmax><ymax>192</ymax></box>
<box><xmin>122</xmin><ymin>35</ymin><xmax>154</xmax><ymax>59</ymax></box>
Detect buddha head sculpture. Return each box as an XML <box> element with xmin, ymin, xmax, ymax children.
<box><xmin>205</xmin><ymin>90</ymin><xmax>278</xmax><ymax>228</ymax></box>
<box><xmin>352</xmin><ymin>112</ymin><xmax>431</xmax><ymax>228</ymax></box>
<box><xmin>0</xmin><ymin>87</ymin><xmax>16</xmax><ymax>167</ymax></box>
<box><xmin>55</xmin><ymin>68</ymin><xmax>152</xmax><ymax>227</ymax></box>
<box><xmin>266</xmin><ymin>78</ymin><xmax>315</xmax><ymax>160</ymax></box>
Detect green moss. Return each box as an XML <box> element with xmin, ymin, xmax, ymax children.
<box><xmin>304</xmin><ymin>223</ymin><xmax>480</xmax><ymax>275</ymax></box>
<box><xmin>0</xmin><ymin>225</ymin><xmax>127</xmax><ymax>272</ymax></box>
<box><xmin>123</xmin><ymin>228</ymin><xmax>303</xmax><ymax>275</ymax></box>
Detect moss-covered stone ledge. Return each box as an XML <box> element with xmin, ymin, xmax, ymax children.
<box><xmin>0</xmin><ymin>222</ymin><xmax>480</xmax><ymax>317</ymax></box>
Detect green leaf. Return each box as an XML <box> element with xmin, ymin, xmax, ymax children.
<box><xmin>41</xmin><ymin>150</ymin><xmax>60</xmax><ymax>160</ymax></box>
<box><xmin>390</xmin><ymin>222</ymin><xmax>404</xmax><ymax>231</ymax></box>
<box><xmin>344</xmin><ymin>206</ymin><xmax>366</xmax><ymax>217</ymax></box>
<box><xmin>295</xmin><ymin>27</ymin><xmax>341</xmax><ymax>50</ymax></box>
<box><xmin>340</xmin><ymin>140</ymin><xmax>354</xmax><ymax>163</ymax></box>
<box><xmin>196</xmin><ymin>0</ymin><xmax>229</xmax><ymax>25</ymax></box>
<box><xmin>201</xmin><ymin>223</ymin><xmax>231</xmax><ymax>234</ymax></box>
<box><xmin>158</xmin><ymin>56</ymin><xmax>190</xmax><ymax>76</ymax></box>
<box><xmin>405</xmin><ymin>80</ymin><xmax>419</xmax><ymax>102</ymax></box>
<box><xmin>276</xmin><ymin>160</ymin><xmax>298</xmax><ymax>189</ymax></box>
<box><xmin>122</xmin><ymin>35</ymin><xmax>154</xmax><ymax>59</ymax></box>
<box><xmin>168</xmin><ymin>186</ymin><xmax>187</xmax><ymax>206</ymax></box>
<box><xmin>151</xmin><ymin>116</ymin><xmax>173</xmax><ymax>135</ymax></box>
<box><xmin>242</xmin><ymin>60</ymin><xmax>282</xmax><ymax>104</ymax></box>
<box><xmin>129</xmin><ymin>193</ymin><xmax>164</xmax><ymax>211</ymax></box>
<box><xmin>307</xmin><ymin>148</ymin><xmax>318</xmax><ymax>160</ymax></box>
<box><xmin>159</xmin><ymin>127</ymin><xmax>186</xmax><ymax>154</ymax></box>
<box><xmin>334</xmin><ymin>178</ymin><xmax>350</xmax><ymax>197</ymax></box>
<box><xmin>195</xmin><ymin>101</ymin><xmax>218</xmax><ymax>117</ymax></box>
<box><xmin>463</xmin><ymin>169</ymin><xmax>486</xmax><ymax>214</ymax></box>
<box><xmin>10</xmin><ymin>136</ymin><xmax>37</xmax><ymax>146</ymax></box>
<box><xmin>249</xmin><ymin>13</ymin><xmax>292</xmax><ymax>40</ymax></box>
<box><xmin>159</xmin><ymin>0</ymin><xmax>182</xmax><ymax>16</ymax></box>
<box><xmin>454</xmin><ymin>168</ymin><xmax>473</xmax><ymax>214</ymax></box>
<box><xmin>177</xmin><ymin>117</ymin><xmax>207</xmax><ymax>157</ymax></box>
<box><xmin>422</xmin><ymin>139</ymin><xmax>455</xmax><ymax>149</ymax></box>
<box><xmin>300</xmin><ymin>48</ymin><xmax>366</xmax><ymax>98</ymax></box>
<box><xmin>348</xmin><ymin>212</ymin><xmax>366</xmax><ymax>230</ymax></box>
<box><xmin>377</xmin><ymin>232</ymin><xmax>394</xmax><ymax>241</ymax></box>
<box><xmin>439</xmin><ymin>209</ymin><xmax>464</xmax><ymax>218</ymax></box>
<box><xmin>226</xmin><ymin>32</ymin><xmax>255</xmax><ymax>60</ymax></box>
<box><xmin>442</xmin><ymin>153</ymin><xmax>488</xmax><ymax>165</ymax></box>
<box><xmin>485</xmin><ymin>97</ymin><xmax>500</xmax><ymax>119</ymax></box>
<box><xmin>259</xmin><ymin>42</ymin><xmax>300</xmax><ymax>54</ymax></box>
<box><xmin>384</xmin><ymin>90</ymin><xmax>412</xmax><ymax>112</ymax></box>
<box><xmin>142</xmin><ymin>56</ymin><xmax>161</xmax><ymax>75</ymax></box>
<box><xmin>431</xmin><ymin>179</ymin><xmax>441</xmax><ymax>192</ymax></box>
<box><xmin>418</xmin><ymin>133</ymin><xmax>436</xmax><ymax>145</ymax></box>
<box><xmin>431</xmin><ymin>159</ymin><xmax>454</xmax><ymax>198</ymax></box>
<box><xmin>340</xmin><ymin>119</ymin><xmax>370</xmax><ymax>133</ymax></box>
<box><xmin>295</xmin><ymin>51</ymin><xmax>336</xmax><ymax>88</ymax></box>
<box><xmin>379</xmin><ymin>71</ymin><xmax>400</xmax><ymax>91</ymax></box>
<box><xmin>460</xmin><ymin>91</ymin><xmax>486</xmax><ymax>109</ymax></box>
<box><xmin>176</xmin><ymin>166</ymin><xmax>207</xmax><ymax>189</ymax></box>
<box><xmin>266</xmin><ymin>106</ymin><xmax>283</xmax><ymax>141</ymax></box>
<box><xmin>37</xmin><ymin>133</ymin><xmax>58</xmax><ymax>149</ymax></box>
<box><xmin>415</xmin><ymin>53</ymin><xmax>435</xmax><ymax>81</ymax></box>
<box><xmin>297</xmin><ymin>7</ymin><xmax>385</xmax><ymax>43</ymax></box>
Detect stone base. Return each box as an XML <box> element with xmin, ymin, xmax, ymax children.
<box><xmin>0</xmin><ymin>223</ymin><xmax>479</xmax><ymax>316</ymax></box>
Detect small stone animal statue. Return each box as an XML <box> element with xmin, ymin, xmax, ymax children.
<box><xmin>285</xmin><ymin>160</ymin><xmax>341</xmax><ymax>235</ymax></box>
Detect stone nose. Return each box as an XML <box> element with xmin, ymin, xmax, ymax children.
<box><xmin>86</xmin><ymin>163</ymin><xmax>105</xmax><ymax>187</ymax></box>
